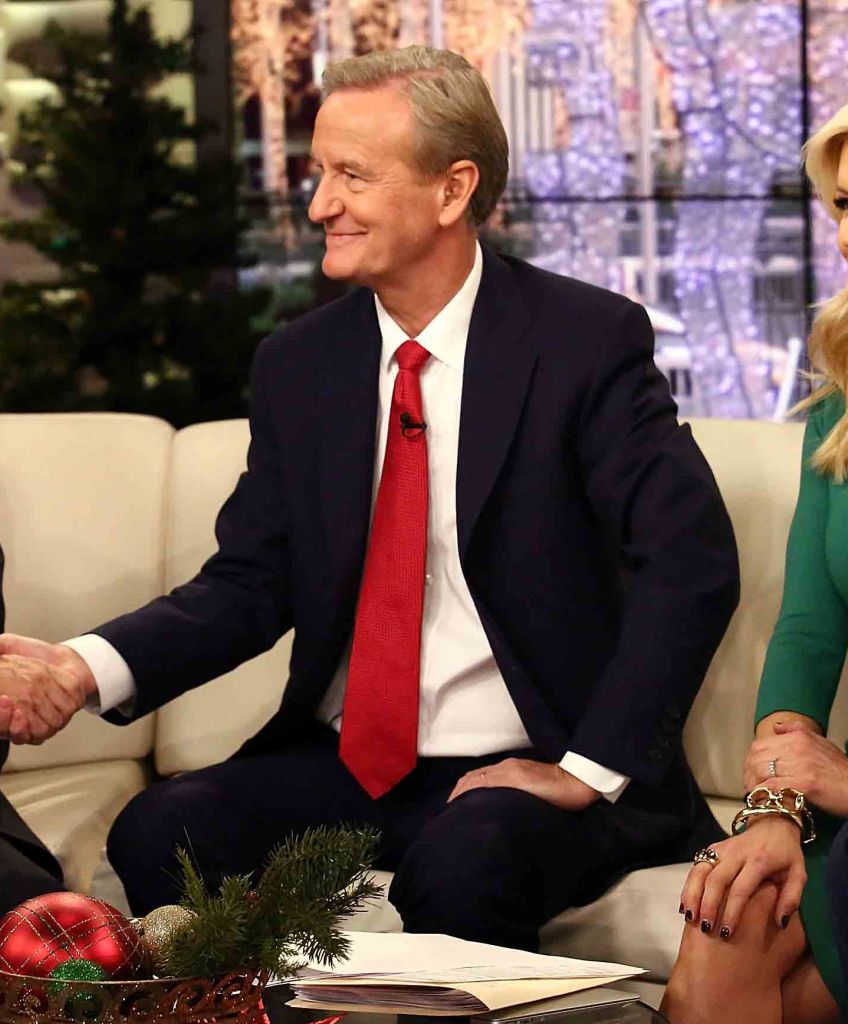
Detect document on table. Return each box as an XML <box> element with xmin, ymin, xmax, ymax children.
<box><xmin>286</xmin><ymin>931</ymin><xmax>645</xmax><ymax>1015</ymax></box>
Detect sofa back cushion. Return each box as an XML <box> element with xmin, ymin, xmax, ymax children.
<box><xmin>686</xmin><ymin>417</ymin><xmax>848</xmax><ymax>798</ymax></box>
<box><xmin>154</xmin><ymin>421</ymin><xmax>293</xmax><ymax>776</ymax></box>
<box><xmin>0</xmin><ymin>413</ymin><xmax>167</xmax><ymax>771</ymax></box>
<box><xmin>157</xmin><ymin>415</ymin><xmax>848</xmax><ymax>798</ymax></box>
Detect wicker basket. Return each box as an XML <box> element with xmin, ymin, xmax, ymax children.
<box><xmin>0</xmin><ymin>967</ymin><xmax>270</xmax><ymax>1023</ymax></box>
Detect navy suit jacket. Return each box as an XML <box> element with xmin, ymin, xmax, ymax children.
<box><xmin>98</xmin><ymin>248</ymin><xmax>739</xmax><ymax>838</ymax></box>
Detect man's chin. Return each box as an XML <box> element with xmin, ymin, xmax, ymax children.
<box><xmin>321</xmin><ymin>252</ymin><xmax>366</xmax><ymax>286</ymax></box>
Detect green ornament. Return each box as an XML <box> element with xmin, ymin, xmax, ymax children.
<box><xmin>48</xmin><ymin>959</ymin><xmax>108</xmax><ymax>1020</ymax></box>
<box><xmin>49</xmin><ymin>958</ymin><xmax>109</xmax><ymax>985</ymax></box>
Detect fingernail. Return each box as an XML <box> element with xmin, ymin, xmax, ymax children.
<box><xmin>700</xmin><ymin>919</ymin><xmax>712</xmax><ymax>934</ymax></box>
<box><xmin>685</xmin><ymin>909</ymin><xmax>693</xmax><ymax>922</ymax></box>
<box><xmin>781</xmin><ymin>915</ymin><xmax>790</xmax><ymax>929</ymax></box>
<box><xmin>719</xmin><ymin>926</ymin><xmax>730</xmax><ymax>940</ymax></box>
<box><xmin>678</xmin><ymin>903</ymin><xmax>684</xmax><ymax>915</ymax></box>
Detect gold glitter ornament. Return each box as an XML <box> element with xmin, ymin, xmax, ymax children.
<box><xmin>134</xmin><ymin>905</ymin><xmax>196</xmax><ymax>976</ymax></box>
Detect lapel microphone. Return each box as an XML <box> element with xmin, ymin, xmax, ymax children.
<box><xmin>400</xmin><ymin>412</ymin><xmax>427</xmax><ymax>438</ymax></box>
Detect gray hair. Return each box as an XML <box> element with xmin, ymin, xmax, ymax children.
<box><xmin>322</xmin><ymin>46</ymin><xmax>509</xmax><ymax>226</ymax></box>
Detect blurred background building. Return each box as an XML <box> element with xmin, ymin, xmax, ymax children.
<box><xmin>0</xmin><ymin>0</ymin><xmax>846</xmax><ymax>422</ymax></box>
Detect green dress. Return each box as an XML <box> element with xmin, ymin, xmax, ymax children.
<box><xmin>756</xmin><ymin>390</ymin><xmax>848</xmax><ymax>1011</ymax></box>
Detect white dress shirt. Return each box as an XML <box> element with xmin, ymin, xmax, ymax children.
<box><xmin>65</xmin><ymin>242</ymin><xmax>628</xmax><ymax>801</ymax></box>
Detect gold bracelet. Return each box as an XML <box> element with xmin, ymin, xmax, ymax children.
<box><xmin>731</xmin><ymin>785</ymin><xmax>816</xmax><ymax>844</ymax></box>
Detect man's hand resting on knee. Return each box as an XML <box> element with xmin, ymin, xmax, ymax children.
<box><xmin>0</xmin><ymin>634</ymin><xmax>97</xmax><ymax>745</ymax></box>
<box><xmin>447</xmin><ymin>758</ymin><xmax>600</xmax><ymax>810</ymax></box>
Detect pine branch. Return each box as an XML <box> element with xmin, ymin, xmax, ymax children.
<box><xmin>158</xmin><ymin>827</ymin><xmax>381</xmax><ymax>979</ymax></box>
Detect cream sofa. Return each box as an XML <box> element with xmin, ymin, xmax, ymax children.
<box><xmin>0</xmin><ymin>411</ymin><xmax>844</xmax><ymax>1006</ymax></box>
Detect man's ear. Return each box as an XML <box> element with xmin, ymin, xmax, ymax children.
<box><xmin>438</xmin><ymin>160</ymin><xmax>480</xmax><ymax>227</ymax></box>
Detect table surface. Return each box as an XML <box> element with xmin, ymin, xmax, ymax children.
<box><xmin>263</xmin><ymin>985</ymin><xmax>669</xmax><ymax>1024</ymax></box>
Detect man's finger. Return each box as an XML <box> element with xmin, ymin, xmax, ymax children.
<box><xmin>7</xmin><ymin>705</ymin><xmax>32</xmax><ymax>745</ymax></box>
<box><xmin>447</xmin><ymin>767</ymin><xmax>499</xmax><ymax>802</ymax></box>
<box><xmin>0</xmin><ymin>634</ymin><xmax>59</xmax><ymax>663</ymax></box>
<box><xmin>0</xmin><ymin>695</ymin><xmax>14</xmax><ymax>739</ymax></box>
<box><xmin>28</xmin><ymin>669</ymin><xmax>78</xmax><ymax>729</ymax></box>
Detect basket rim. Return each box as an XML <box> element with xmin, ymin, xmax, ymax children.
<box><xmin>0</xmin><ymin>966</ymin><xmax>268</xmax><ymax>988</ymax></box>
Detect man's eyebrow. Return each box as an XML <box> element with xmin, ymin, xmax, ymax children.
<box><xmin>308</xmin><ymin>154</ymin><xmax>369</xmax><ymax>174</ymax></box>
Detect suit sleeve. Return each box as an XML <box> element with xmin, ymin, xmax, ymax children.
<box><xmin>569</xmin><ymin>299</ymin><xmax>740</xmax><ymax>785</ymax></box>
<box><xmin>94</xmin><ymin>337</ymin><xmax>294</xmax><ymax>721</ymax></box>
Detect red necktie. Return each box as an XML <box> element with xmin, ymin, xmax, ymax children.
<box><xmin>340</xmin><ymin>339</ymin><xmax>431</xmax><ymax>798</ymax></box>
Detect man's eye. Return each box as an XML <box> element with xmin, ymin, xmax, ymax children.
<box><xmin>834</xmin><ymin>196</ymin><xmax>848</xmax><ymax>211</ymax></box>
<box><xmin>344</xmin><ymin>171</ymin><xmax>362</xmax><ymax>181</ymax></box>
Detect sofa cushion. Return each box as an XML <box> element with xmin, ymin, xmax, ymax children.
<box><xmin>0</xmin><ymin>413</ymin><xmax>170</xmax><ymax>772</ymax></box>
<box><xmin>0</xmin><ymin>759</ymin><xmax>150</xmax><ymax>894</ymax></box>
<box><xmin>155</xmin><ymin>420</ymin><xmax>293</xmax><ymax>776</ymax></box>
<box><xmin>684</xmin><ymin>419</ymin><xmax>848</xmax><ymax>801</ymax></box>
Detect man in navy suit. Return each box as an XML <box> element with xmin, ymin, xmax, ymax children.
<box><xmin>0</xmin><ymin>545</ymin><xmax>65</xmax><ymax>910</ymax></box>
<box><xmin>0</xmin><ymin>46</ymin><xmax>738</xmax><ymax>947</ymax></box>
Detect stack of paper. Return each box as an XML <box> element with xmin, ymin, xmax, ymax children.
<box><xmin>287</xmin><ymin>932</ymin><xmax>644</xmax><ymax>1015</ymax></box>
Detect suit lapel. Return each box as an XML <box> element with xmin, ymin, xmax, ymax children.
<box><xmin>319</xmin><ymin>289</ymin><xmax>382</xmax><ymax>583</ymax></box>
<box><xmin>457</xmin><ymin>249</ymin><xmax>537</xmax><ymax>557</ymax></box>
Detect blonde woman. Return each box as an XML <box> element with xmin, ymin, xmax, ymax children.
<box><xmin>662</xmin><ymin>104</ymin><xmax>848</xmax><ymax>1024</ymax></box>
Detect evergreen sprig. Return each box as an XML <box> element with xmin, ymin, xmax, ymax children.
<box><xmin>159</xmin><ymin>827</ymin><xmax>382</xmax><ymax>979</ymax></box>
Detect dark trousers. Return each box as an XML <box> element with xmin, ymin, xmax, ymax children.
<box><xmin>0</xmin><ymin>739</ymin><xmax>64</xmax><ymax>913</ymax></box>
<box><xmin>108</xmin><ymin>724</ymin><xmax>686</xmax><ymax>950</ymax></box>
<box><xmin>0</xmin><ymin>828</ymin><xmax>64</xmax><ymax>913</ymax></box>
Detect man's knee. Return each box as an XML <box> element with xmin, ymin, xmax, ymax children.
<box><xmin>389</xmin><ymin>790</ymin><xmax>550</xmax><ymax>944</ymax></box>
<box><xmin>108</xmin><ymin>775</ymin><xmax>210</xmax><ymax>877</ymax></box>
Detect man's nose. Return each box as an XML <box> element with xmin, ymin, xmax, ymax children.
<box><xmin>308</xmin><ymin>177</ymin><xmax>343</xmax><ymax>223</ymax></box>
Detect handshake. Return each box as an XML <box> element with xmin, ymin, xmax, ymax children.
<box><xmin>0</xmin><ymin>635</ymin><xmax>97</xmax><ymax>745</ymax></box>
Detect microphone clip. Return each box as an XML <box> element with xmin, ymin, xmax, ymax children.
<box><xmin>400</xmin><ymin>412</ymin><xmax>427</xmax><ymax>438</ymax></box>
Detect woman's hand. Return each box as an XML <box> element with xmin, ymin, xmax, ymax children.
<box><xmin>679</xmin><ymin>815</ymin><xmax>806</xmax><ymax>940</ymax></box>
<box><xmin>744</xmin><ymin>720</ymin><xmax>848</xmax><ymax>817</ymax></box>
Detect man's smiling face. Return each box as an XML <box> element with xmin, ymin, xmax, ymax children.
<box><xmin>308</xmin><ymin>84</ymin><xmax>446</xmax><ymax>290</ymax></box>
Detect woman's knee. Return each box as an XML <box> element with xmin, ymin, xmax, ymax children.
<box><xmin>671</xmin><ymin>882</ymin><xmax>805</xmax><ymax>996</ymax></box>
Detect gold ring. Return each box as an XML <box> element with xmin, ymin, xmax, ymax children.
<box><xmin>768</xmin><ymin>758</ymin><xmax>778</xmax><ymax>778</ymax></box>
<box><xmin>693</xmin><ymin>847</ymin><xmax>719</xmax><ymax>867</ymax></box>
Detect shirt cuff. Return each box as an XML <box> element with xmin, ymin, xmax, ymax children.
<box><xmin>559</xmin><ymin>751</ymin><xmax>630</xmax><ymax>804</ymax></box>
<box><xmin>61</xmin><ymin>635</ymin><xmax>137</xmax><ymax>717</ymax></box>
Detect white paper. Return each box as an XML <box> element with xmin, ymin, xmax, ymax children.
<box><xmin>298</xmin><ymin>931</ymin><xmax>643</xmax><ymax>983</ymax></box>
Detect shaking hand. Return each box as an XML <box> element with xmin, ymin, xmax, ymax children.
<box><xmin>0</xmin><ymin>634</ymin><xmax>97</xmax><ymax>745</ymax></box>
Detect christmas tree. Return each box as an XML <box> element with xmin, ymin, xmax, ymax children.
<box><xmin>0</xmin><ymin>0</ymin><xmax>273</xmax><ymax>425</ymax></box>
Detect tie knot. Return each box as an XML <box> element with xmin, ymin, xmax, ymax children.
<box><xmin>396</xmin><ymin>339</ymin><xmax>430</xmax><ymax>374</ymax></box>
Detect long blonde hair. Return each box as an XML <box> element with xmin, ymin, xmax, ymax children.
<box><xmin>795</xmin><ymin>104</ymin><xmax>848</xmax><ymax>479</ymax></box>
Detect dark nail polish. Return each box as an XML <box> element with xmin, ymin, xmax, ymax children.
<box><xmin>700</xmin><ymin>919</ymin><xmax>711</xmax><ymax>934</ymax></box>
<box><xmin>685</xmin><ymin>909</ymin><xmax>693</xmax><ymax>922</ymax></box>
<box><xmin>719</xmin><ymin>926</ymin><xmax>730</xmax><ymax>940</ymax></box>
<box><xmin>781</xmin><ymin>915</ymin><xmax>790</xmax><ymax>929</ymax></box>
<box><xmin>678</xmin><ymin>903</ymin><xmax>684</xmax><ymax>915</ymax></box>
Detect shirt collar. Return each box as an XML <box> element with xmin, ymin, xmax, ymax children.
<box><xmin>375</xmin><ymin>241</ymin><xmax>483</xmax><ymax>373</ymax></box>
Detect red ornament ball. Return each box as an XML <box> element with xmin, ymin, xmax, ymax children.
<box><xmin>0</xmin><ymin>892</ymin><xmax>143</xmax><ymax>979</ymax></box>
